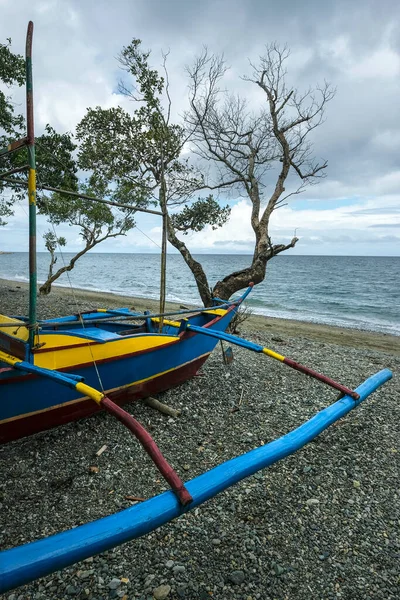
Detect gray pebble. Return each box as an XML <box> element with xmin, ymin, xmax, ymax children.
<box><xmin>108</xmin><ymin>578</ymin><xmax>121</xmax><ymax>590</ymax></box>
<box><xmin>153</xmin><ymin>584</ymin><xmax>171</xmax><ymax>600</ymax></box>
<box><xmin>173</xmin><ymin>564</ymin><xmax>186</xmax><ymax>574</ymax></box>
<box><xmin>229</xmin><ymin>570</ymin><xmax>245</xmax><ymax>585</ymax></box>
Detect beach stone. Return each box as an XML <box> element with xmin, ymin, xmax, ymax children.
<box><xmin>306</xmin><ymin>498</ymin><xmax>320</xmax><ymax>506</ymax></box>
<box><xmin>173</xmin><ymin>564</ymin><xmax>186</xmax><ymax>574</ymax></box>
<box><xmin>273</xmin><ymin>563</ymin><xmax>285</xmax><ymax>576</ymax></box>
<box><xmin>108</xmin><ymin>578</ymin><xmax>122</xmax><ymax>590</ymax></box>
<box><xmin>66</xmin><ymin>585</ymin><xmax>77</xmax><ymax>595</ymax></box>
<box><xmin>165</xmin><ymin>560</ymin><xmax>175</xmax><ymax>568</ymax></box>
<box><xmin>78</xmin><ymin>570</ymin><xmax>94</xmax><ymax>579</ymax></box>
<box><xmin>353</xmin><ymin>480</ymin><xmax>361</xmax><ymax>488</ymax></box>
<box><xmin>229</xmin><ymin>570</ymin><xmax>245</xmax><ymax>585</ymax></box>
<box><xmin>153</xmin><ymin>584</ymin><xmax>171</xmax><ymax>599</ymax></box>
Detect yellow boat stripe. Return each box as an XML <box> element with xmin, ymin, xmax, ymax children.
<box><xmin>34</xmin><ymin>334</ymin><xmax>179</xmax><ymax>370</ymax></box>
<box><xmin>151</xmin><ymin>317</ymin><xmax>183</xmax><ymax>328</ymax></box>
<box><xmin>0</xmin><ymin>315</ymin><xmax>29</xmax><ymax>341</ymax></box>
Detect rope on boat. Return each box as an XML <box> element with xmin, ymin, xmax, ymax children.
<box><xmin>36</xmin><ymin>171</ymin><xmax>106</xmax><ymax>394</ymax></box>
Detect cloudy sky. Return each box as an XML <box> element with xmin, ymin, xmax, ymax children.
<box><xmin>1</xmin><ymin>0</ymin><xmax>399</xmax><ymax>256</ymax></box>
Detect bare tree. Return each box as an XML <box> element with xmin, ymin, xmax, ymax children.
<box><xmin>186</xmin><ymin>45</ymin><xmax>335</xmax><ymax>300</ymax></box>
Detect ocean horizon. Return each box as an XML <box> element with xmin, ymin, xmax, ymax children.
<box><xmin>1</xmin><ymin>252</ymin><xmax>399</xmax><ymax>336</ymax></box>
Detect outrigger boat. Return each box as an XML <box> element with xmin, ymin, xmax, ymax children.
<box><xmin>0</xmin><ymin>22</ymin><xmax>392</xmax><ymax>594</ymax></box>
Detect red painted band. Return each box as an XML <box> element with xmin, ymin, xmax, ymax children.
<box><xmin>101</xmin><ymin>397</ymin><xmax>192</xmax><ymax>506</ymax></box>
<box><xmin>283</xmin><ymin>357</ymin><xmax>360</xmax><ymax>400</ymax></box>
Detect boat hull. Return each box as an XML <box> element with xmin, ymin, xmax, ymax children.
<box><xmin>0</xmin><ymin>353</ymin><xmax>209</xmax><ymax>443</ymax></box>
<box><xmin>0</xmin><ymin>309</ymin><xmax>235</xmax><ymax>444</ymax></box>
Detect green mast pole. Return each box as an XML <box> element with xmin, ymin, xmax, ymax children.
<box><xmin>26</xmin><ymin>21</ymin><xmax>37</xmax><ymax>349</ymax></box>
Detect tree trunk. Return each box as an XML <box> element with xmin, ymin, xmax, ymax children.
<box><xmin>46</xmin><ymin>252</ymin><xmax>57</xmax><ymax>284</ymax></box>
<box><xmin>165</xmin><ymin>215</ymin><xmax>213</xmax><ymax>306</ymax></box>
<box><xmin>212</xmin><ymin>237</ymin><xmax>298</xmax><ymax>301</ymax></box>
<box><xmin>39</xmin><ymin>242</ymin><xmax>95</xmax><ymax>295</ymax></box>
<box><xmin>159</xmin><ymin>180</ymin><xmax>213</xmax><ymax>307</ymax></box>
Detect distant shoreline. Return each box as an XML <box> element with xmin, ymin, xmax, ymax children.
<box><xmin>1</xmin><ymin>277</ymin><xmax>398</xmax><ymax>356</ymax></box>
<box><xmin>1</xmin><ymin>251</ymin><xmax>399</xmax><ymax>257</ymax></box>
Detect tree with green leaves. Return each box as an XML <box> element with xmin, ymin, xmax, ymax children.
<box><xmin>76</xmin><ymin>40</ymin><xmax>231</xmax><ymax>306</ymax></box>
<box><xmin>0</xmin><ymin>38</ymin><xmax>25</xmax><ymax>135</ymax></box>
<box><xmin>42</xmin><ymin>230</ymin><xmax>67</xmax><ymax>285</ymax></box>
<box><xmin>77</xmin><ymin>40</ymin><xmax>333</xmax><ymax>305</ymax></box>
<box><xmin>0</xmin><ymin>37</ymin><xmax>25</xmax><ymax>225</ymax></box>
<box><xmin>38</xmin><ymin>178</ymin><xmax>138</xmax><ymax>295</ymax></box>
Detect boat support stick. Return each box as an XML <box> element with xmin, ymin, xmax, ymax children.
<box><xmin>185</xmin><ymin>324</ymin><xmax>360</xmax><ymax>400</ymax></box>
<box><xmin>0</xmin><ymin>368</ymin><xmax>392</xmax><ymax>593</ymax></box>
<box><xmin>26</xmin><ymin>21</ymin><xmax>38</xmax><ymax>349</ymax></box>
<box><xmin>0</xmin><ymin>351</ymin><xmax>192</xmax><ymax>506</ymax></box>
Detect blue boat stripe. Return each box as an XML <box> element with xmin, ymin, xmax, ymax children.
<box><xmin>0</xmin><ymin>368</ymin><xmax>392</xmax><ymax>594</ymax></box>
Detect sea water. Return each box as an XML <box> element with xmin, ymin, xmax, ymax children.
<box><xmin>0</xmin><ymin>253</ymin><xmax>399</xmax><ymax>336</ymax></box>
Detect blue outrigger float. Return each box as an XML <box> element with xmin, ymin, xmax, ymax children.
<box><xmin>0</xmin><ymin>22</ymin><xmax>392</xmax><ymax>594</ymax></box>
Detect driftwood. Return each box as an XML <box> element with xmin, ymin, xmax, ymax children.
<box><xmin>143</xmin><ymin>396</ymin><xmax>181</xmax><ymax>418</ymax></box>
<box><xmin>95</xmin><ymin>444</ymin><xmax>107</xmax><ymax>457</ymax></box>
<box><xmin>125</xmin><ymin>496</ymin><xmax>145</xmax><ymax>502</ymax></box>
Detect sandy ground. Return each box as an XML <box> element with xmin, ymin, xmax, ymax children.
<box><xmin>1</xmin><ymin>277</ymin><xmax>398</xmax><ymax>356</ymax></box>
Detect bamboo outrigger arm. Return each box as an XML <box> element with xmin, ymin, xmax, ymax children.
<box><xmin>0</xmin><ymin>350</ymin><xmax>192</xmax><ymax>507</ymax></box>
<box><xmin>0</xmin><ymin>368</ymin><xmax>392</xmax><ymax>594</ymax></box>
<box><xmin>185</xmin><ymin>323</ymin><xmax>361</xmax><ymax>400</ymax></box>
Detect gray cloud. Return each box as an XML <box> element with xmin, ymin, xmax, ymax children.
<box><xmin>1</xmin><ymin>0</ymin><xmax>400</xmax><ymax>256</ymax></box>
<box><xmin>369</xmin><ymin>223</ymin><xmax>400</xmax><ymax>227</ymax></box>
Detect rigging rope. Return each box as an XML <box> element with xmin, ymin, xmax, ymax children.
<box><xmin>36</xmin><ymin>174</ymin><xmax>105</xmax><ymax>393</ymax></box>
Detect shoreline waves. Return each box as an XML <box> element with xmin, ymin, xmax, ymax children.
<box><xmin>1</xmin><ymin>277</ymin><xmax>399</xmax><ymax>356</ymax></box>
<box><xmin>1</xmin><ymin>253</ymin><xmax>399</xmax><ymax>337</ymax></box>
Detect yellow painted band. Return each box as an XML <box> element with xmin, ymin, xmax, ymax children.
<box><xmin>97</xmin><ymin>309</ymin><xmax>107</xmax><ymax>313</ymax></box>
<box><xmin>262</xmin><ymin>347</ymin><xmax>285</xmax><ymax>361</ymax></box>
<box><xmin>28</xmin><ymin>169</ymin><xmax>36</xmax><ymax>205</ymax></box>
<box><xmin>75</xmin><ymin>382</ymin><xmax>104</xmax><ymax>405</ymax></box>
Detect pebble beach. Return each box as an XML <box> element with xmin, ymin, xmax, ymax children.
<box><xmin>0</xmin><ymin>278</ymin><xmax>399</xmax><ymax>600</ymax></box>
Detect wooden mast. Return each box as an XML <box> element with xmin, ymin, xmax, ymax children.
<box><xmin>25</xmin><ymin>21</ymin><xmax>37</xmax><ymax>349</ymax></box>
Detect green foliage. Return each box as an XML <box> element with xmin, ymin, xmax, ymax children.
<box><xmin>7</xmin><ymin>125</ymin><xmax>80</xmax><ymax>205</ymax></box>
<box><xmin>43</xmin><ymin>230</ymin><xmax>66</xmax><ymax>254</ymax></box>
<box><xmin>39</xmin><ymin>176</ymin><xmax>136</xmax><ymax>245</ymax></box>
<box><xmin>119</xmin><ymin>39</ymin><xmax>164</xmax><ymax>110</ymax></box>
<box><xmin>171</xmin><ymin>195</ymin><xmax>231</xmax><ymax>234</ymax></box>
<box><xmin>35</xmin><ymin>125</ymin><xmax>79</xmax><ymax>191</ymax></box>
<box><xmin>0</xmin><ymin>38</ymin><xmax>25</xmax><ymax>224</ymax></box>
<box><xmin>77</xmin><ymin>39</ymin><xmax>207</xmax><ymax>217</ymax></box>
<box><xmin>0</xmin><ymin>38</ymin><xmax>25</xmax><ymax>135</ymax></box>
